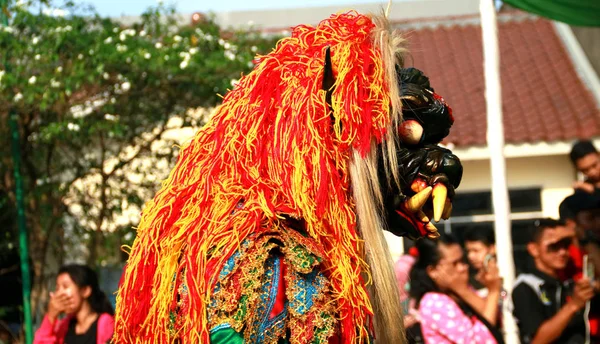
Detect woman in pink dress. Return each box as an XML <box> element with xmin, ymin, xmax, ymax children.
<box><xmin>409</xmin><ymin>235</ymin><xmax>503</xmax><ymax>344</ymax></box>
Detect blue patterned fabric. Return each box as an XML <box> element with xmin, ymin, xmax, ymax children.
<box><xmin>249</xmin><ymin>255</ymin><xmax>288</xmax><ymax>343</ymax></box>
<box><xmin>289</xmin><ymin>269</ymin><xmax>325</xmax><ymax>315</ymax></box>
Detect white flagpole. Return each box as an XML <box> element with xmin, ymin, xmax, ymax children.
<box><xmin>479</xmin><ymin>0</ymin><xmax>519</xmax><ymax>343</ymax></box>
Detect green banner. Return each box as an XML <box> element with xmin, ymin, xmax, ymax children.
<box><xmin>503</xmin><ymin>0</ymin><xmax>600</xmax><ymax>26</ymax></box>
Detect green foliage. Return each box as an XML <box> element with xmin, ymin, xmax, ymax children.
<box><xmin>0</xmin><ymin>0</ymin><xmax>279</xmax><ymax>269</ymax></box>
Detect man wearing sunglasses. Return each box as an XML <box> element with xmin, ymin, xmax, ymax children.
<box><xmin>512</xmin><ymin>219</ymin><xmax>595</xmax><ymax>344</ymax></box>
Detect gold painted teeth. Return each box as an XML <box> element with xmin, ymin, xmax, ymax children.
<box><xmin>417</xmin><ymin>210</ymin><xmax>429</xmax><ymax>223</ymax></box>
<box><xmin>432</xmin><ymin>184</ymin><xmax>447</xmax><ymax>222</ymax></box>
<box><xmin>405</xmin><ymin>186</ymin><xmax>432</xmax><ymax>213</ymax></box>
<box><xmin>403</xmin><ymin>182</ymin><xmax>453</xmax><ymax>239</ymax></box>
<box><xmin>426</xmin><ymin>222</ymin><xmax>440</xmax><ymax>239</ymax></box>
<box><xmin>442</xmin><ymin>199</ymin><xmax>452</xmax><ymax>220</ymax></box>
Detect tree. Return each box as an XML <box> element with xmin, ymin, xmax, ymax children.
<box><xmin>0</xmin><ymin>0</ymin><xmax>279</xmax><ymax>322</ymax></box>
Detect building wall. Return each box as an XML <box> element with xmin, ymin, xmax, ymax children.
<box><xmin>460</xmin><ymin>155</ymin><xmax>576</xmax><ymax>218</ymax></box>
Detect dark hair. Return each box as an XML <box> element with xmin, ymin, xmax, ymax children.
<box><xmin>58</xmin><ymin>264</ymin><xmax>114</xmax><ymax>316</ymax></box>
<box><xmin>570</xmin><ymin>140</ymin><xmax>597</xmax><ymax>165</ymax></box>
<box><xmin>559</xmin><ymin>196</ymin><xmax>577</xmax><ymax>221</ymax></box>
<box><xmin>559</xmin><ymin>191</ymin><xmax>600</xmax><ymax>221</ymax></box>
<box><xmin>528</xmin><ymin>218</ymin><xmax>565</xmax><ymax>243</ymax></box>
<box><xmin>409</xmin><ymin>234</ymin><xmax>459</xmax><ymax>305</ymax></box>
<box><xmin>463</xmin><ymin>226</ymin><xmax>495</xmax><ymax>246</ymax></box>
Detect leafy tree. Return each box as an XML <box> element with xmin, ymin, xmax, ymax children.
<box><xmin>0</xmin><ymin>0</ymin><xmax>279</xmax><ymax>320</ymax></box>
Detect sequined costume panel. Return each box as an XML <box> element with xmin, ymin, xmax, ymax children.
<box><xmin>169</xmin><ymin>228</ymin><xmax>337</xmax><ymax>344</ymax></box>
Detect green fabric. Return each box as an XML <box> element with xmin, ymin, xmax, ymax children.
<box><xmin>503</xmin><ymin>0</ymin><xmax>600</xmax><ymax>26</ymax></box>
<box><xmin>210</xmin><ymin>327</ymin><xmax>244</xmax><ymax>344</ymax></box>
<box><xmin>209</xmin><ymin>326</ymin><xmax>292</xmax><ymax>344</ymax></box>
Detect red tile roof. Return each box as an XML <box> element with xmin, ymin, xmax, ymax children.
<box><xmin>402</xmin><ymin>17</ymin><xmax>600</xmax><ymax>147</ymax></box>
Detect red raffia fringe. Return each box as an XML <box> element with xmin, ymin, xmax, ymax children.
<box><xmin>114</xmin><ymin>11</ymin><xmax>392</xmax><ymax>343</ymax></box>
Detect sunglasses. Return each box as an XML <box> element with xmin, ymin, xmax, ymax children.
<box><xmin>545</xmin><ymin>237</ymin><xmax>572</xmax><ymax>252</ymax></box>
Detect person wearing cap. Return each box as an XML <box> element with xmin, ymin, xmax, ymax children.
<box><xmin>570</xmin><ymin>140</ymin><xmax>600</xmax><ymax>194</ymax></box>
<box><xmin>512</xmin><ymin>218</ymin><xmax>595</xmax><ymax>344</ymax></box>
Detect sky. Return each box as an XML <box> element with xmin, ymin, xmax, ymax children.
<box><xmin>85</xmin><ymin>0</ymin><xmax>389</xmax><ymax>17</ymax></box>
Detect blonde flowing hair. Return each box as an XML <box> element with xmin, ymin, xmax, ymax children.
<box><xmin>350</xmin><ymin>13</ymin><xmax>408</xmax><ymax>344</ymax></box>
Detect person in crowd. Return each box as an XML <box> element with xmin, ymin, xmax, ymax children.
<box><xmin>559</xmin><ymin>192</ymin><xmax>600</xmax><ymax>341</ymax></box>
<box><xmin>409</xmin><ymin>234</ymin><xmax>503</xmax><ymax>344</ymax></box>
<box><xmin>395</xmin><ymin>247</ymin><xmax>420</xmax><ymax>329</ymax></box>
<box><xmin>512</xmin><ymin>218</ymin><xmax>595</xmax><ymax>344</ymax></box>
<box><xmin>464</xmin><ymin>227</ymin><xmax>496</xmax><ymax>274</ymax></box>
<box><xmin>570</xmin><ymin>140</ymin><xmax>600</xmax><ymax>193</ymax></box>
<box><xmin>464</xmin><ymin>226</ymin><xmax>497</xmax><ymax>294</ymax></box>
<box><xmin>34</xmin><ymin>264</ymin><xmax>114</xmax><ymax>344</ymax></box>
<box><xmin>559</xmin><ymin>191</ymin><xmax>600</xmax><ymax>278</ymax></box>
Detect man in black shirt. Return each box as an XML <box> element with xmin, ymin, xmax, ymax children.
<box><xmin>512</xmin><ymin>218</ymin><xmax>595</xmax><ymax>344</ymax></box>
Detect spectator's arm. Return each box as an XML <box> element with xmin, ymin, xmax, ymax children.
<box><xmin>97</xmin><ymin>313</ymin><xmax>115</xmax><ymax>344</ymax></box>
<box><xmin>573</xmin><ymin>181</ymin><xmax>595</xmax><ymax>194</ymax></box>
<box><xmin>452</xmin><ymin>285</ymin><xmax>500</xmax><ymax>325</ymax></box>
<box><xmin>33</xmin><ymin>315</ymin><xmax>67</xmax><ymax>344</ymax></box>
<box><xmin>512</xmin><ymin>283</ymin><xmax>578</xmax><ymax>344</ymax></box>
<box><xmin>482</xmin><ymin>288</ymin><xmax>501</xmax><ymax>326</ymax></box>
<box><xmin>531</xmin><ymin>303</ymin><xmax>580</xmax><ymax>344</ymax></box>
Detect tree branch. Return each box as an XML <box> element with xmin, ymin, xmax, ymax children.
<box><xmin>106</xmin><ymin>113</ymin><xmax>173</xmax><ymax>177</ymax></box>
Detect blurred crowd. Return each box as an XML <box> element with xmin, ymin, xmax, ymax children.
<box><xmin>397</xmin><ymin>140</ymin><xmax>600</xmax><ymax>344</ymax></box>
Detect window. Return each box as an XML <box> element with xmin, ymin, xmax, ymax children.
<box><xmin>451</xmin><ymin>188</ymin><xmax>542</xmax><ymax>217</ymax></box>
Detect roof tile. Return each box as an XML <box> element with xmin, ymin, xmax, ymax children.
<box><xmin>402</xmin><ymin>18</ymin><xmax>600</xmax><ymax>147</ymax></box>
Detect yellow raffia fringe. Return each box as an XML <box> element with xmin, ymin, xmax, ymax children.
<box><xmin>114</xmin><ymin>11</ymin><xmax>402</xmax><ymax>343</ymax></box>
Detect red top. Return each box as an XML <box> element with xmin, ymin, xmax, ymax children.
<box><xmin>558</xmin><ymin>244</ymin><xmax>584</xmax><ymax>281</ymax></box>
<box><xmin>33</xmin><ymin>313</ymin><xmax>114</xmax><ymax>344</ymax></box>
<box><xmin>559</xmin><ymin>244</ymin><xmax>599</xmax><ymax>338</ymax></box>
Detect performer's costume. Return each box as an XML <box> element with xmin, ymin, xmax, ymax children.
<box><xmin>115</xmin><ymin>12</ymin><xmax>462</xmax><ymax>343</ymax></box>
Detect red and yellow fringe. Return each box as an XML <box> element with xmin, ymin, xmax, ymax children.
<box><xmin>115</xmin><ymin>11</ymin><xmax>393</xmax><ymax>343</ymax></box>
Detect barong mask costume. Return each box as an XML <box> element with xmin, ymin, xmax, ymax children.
<box><xmin>115</xmin><ymin>12</ymin><xmax>462</xmax><ymax>344</ymax></box>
